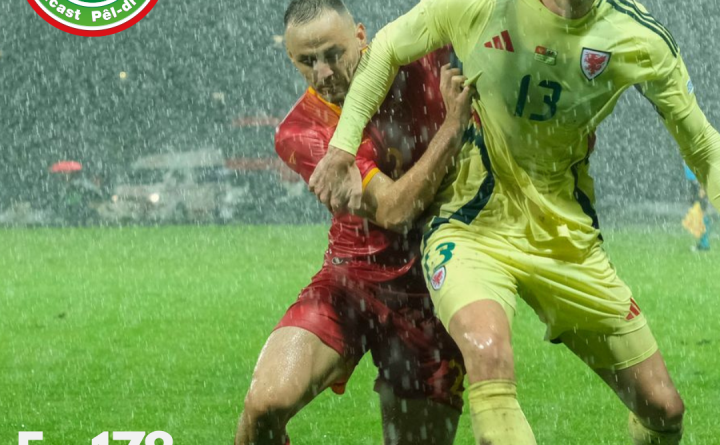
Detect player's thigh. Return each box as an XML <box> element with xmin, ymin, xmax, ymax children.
<box><xmin>421</xmin><ymin>225</ymin><xmax>518</xmax><ymax>329</ymax></box>
<box><xmin>422</xmin><ymin>227</ymin><xmax>519</xmax><ymax>381</ymax></box>
<box><xmin>369</xmin><ymin>293</ymin><xmax>465</xmax><ymax>412</ymax></box>
<box><xmin>367</xmin><ymin>290</ymin><xmax>463</xmax><ymax>443</ymax></box>
<box><xmin>376</xmin><ymin>379</ymin><xmax>460</xmax><ymax>445</ymax></box>
<box><xmin>559</xmin><ymin>322</ymin><xmax>658</xmax><ymax>372</ymax></box>
<box><xmin>244</xmin><ymin>327</ymin><xmax>353</xmax><ymax>415</ymax></box>
<box><xmin>523</xmin><ymin>244</ymin><xmax>651</xmax><ymax>345</ymax></box>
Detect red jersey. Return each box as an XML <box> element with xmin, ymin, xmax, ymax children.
<box><xmin>275</xmin><ymin>49</ymin><xmax>449</xmax><ymax>285</ymax></box>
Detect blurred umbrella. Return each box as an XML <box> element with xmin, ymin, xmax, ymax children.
<box><xmin>50</xmin><ymin>161</ymin><xmax>82</xmax><ymax>173</ymax></box>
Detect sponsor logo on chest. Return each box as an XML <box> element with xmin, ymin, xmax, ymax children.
<box><xmin>535</xmin><ymin>46</ymin><xmax>558</xmax><ymax>65</ymax></box>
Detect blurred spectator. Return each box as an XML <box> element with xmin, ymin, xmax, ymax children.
<box><xmin>682</xmin><ymin>165</ymin><xmax>711</xmax><ymax>251</ymax></box>
<box><xmin>49</xmin><ymin>161</ymin><xmax>104</xmax><ymax>226</ymax></box>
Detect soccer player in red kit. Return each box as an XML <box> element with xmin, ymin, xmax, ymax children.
<box><xmin>234</xmin><ymin>1</ymin><xmax>475</xmax><ymax>444</ymax></box>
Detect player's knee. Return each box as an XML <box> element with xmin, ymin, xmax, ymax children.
<box><xmin>659</xmin><ymin>394</ymin><xmax>685</xmax><ymax>427</ymax></box>
<box><xmin>448</xmin><ymin>300</ymin><xmax>514</xmax><ymax>380</ymax></box>
<box><xmin>454</xmin><ymin>330</ymin><xmax>514</xmax><ymax>380</ymax></box>
<box><xmin>637</xmin><ymin>390</ymin><xmax>685</xmax><ymax>429</ymax></box>
<box><xmin>242</xmin><ymin>388</ymin><xmax>297</xmax><ymax>431</ymax></box>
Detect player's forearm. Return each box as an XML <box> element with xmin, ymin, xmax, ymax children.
<box><xmin>329</xmin><ymin>3</ymin><xmax>448</xmax><ymax>156</ymax></box>
<box><xmin>374</xmin><ymin>121</ymin><xmax>465</xmax><ymax>232</ymax></box>
<box><xmin>670</xmin><ymin>107</ymin><xmax>720</xmax><ymax>211</ymax></box>
<box><xmin>329</xmin><ymin>42</ymin><xmax>399</xmax><ymax>156</ymax></box>
<box><xmin>684</xmin><ymin>126</ymin><xmax>720</xmax><ymax>211</ymax></box>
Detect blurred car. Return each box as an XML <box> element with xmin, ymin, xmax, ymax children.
<box><xmin>98</xmin><ymin>149</ymin><xmax>233</xmax><ymax>224</ymax></box>
<box><xmin>0</xmin><ymin>201</ymin><xmax>55</xmax><ymax>226</ymax></box>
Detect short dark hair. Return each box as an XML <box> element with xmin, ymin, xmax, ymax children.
<box><xmin>284</xmin><ymin>0</ymin><xmax>350</xmax><ymax>28</ymax></box>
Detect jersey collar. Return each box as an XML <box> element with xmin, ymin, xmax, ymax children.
<box><xmin>526</xmin><ymin>0</ymin><xmax>602</xmax><ymax>28</ymax></box>
<box><xmin>307</xmin><ymin>87</ymin><xmax>343</xmax><ymax>116</ymax></box>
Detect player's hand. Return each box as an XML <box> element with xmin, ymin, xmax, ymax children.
<box><xmin>440</xmin><ymin>63</ymin><xmax>475</xmax><ymax>129</ymax></box>
<box><xmin>309</xmin><ymin>146</ymin><xmax>363</xmax><ymax>213</ymax></box>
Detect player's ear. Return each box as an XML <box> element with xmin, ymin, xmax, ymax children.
<box><xmin>284</xmin><ymin>30</ymin><xmax>294</xmax><ymax>61</ymax></box>
<box><xmin>356</xmin><ymin>23</ymin><xmax>367</xmax><ymax>47</ymax></box>
<box><xmin>285</xmin><ymin>42</ymin><xmax>295</xmax><ymax>63</ymax></box>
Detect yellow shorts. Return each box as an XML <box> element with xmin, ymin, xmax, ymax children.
<box><xmin>422</xmin><ymin>223</ymin><xmax>658</xmax><ymax>370</ymax></box>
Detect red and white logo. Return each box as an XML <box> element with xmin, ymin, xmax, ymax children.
<box><xmin>483</xmin><ymin>30</ymin><xmax>515</xmax><ymax>53</ymax></box>
<box><xmin>581</xmin><ymin>48</ymin><xmax>612</xmax><ymax>81</ymax></box>
<box><xmin>430</xmin><ymin>266</ymin><xmax>446</xmax><ymax>291</ymax></box>
<box><xmin>626</xmin><ymin>298</ymin><xmax>642</xmax><ymax>321</ymax></box>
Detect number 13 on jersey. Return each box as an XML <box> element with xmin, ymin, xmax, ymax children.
<box><xmin>515</xmin><ymin>74</ymin><xmax>563</xmax><ymax>122</ymax></box>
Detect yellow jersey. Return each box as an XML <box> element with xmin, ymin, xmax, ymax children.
<box><xmin>330</xmin><ymin>0</ymin><xmax>720</xmax><ymax>251</ymax></box>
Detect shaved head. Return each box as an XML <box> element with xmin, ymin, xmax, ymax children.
<box><xmin>284</xmin><ymin>0</ymin><xmax>352</xmax><ymax>29</ymax></box>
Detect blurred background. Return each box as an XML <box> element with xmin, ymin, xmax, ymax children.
<box><xmin>2</xmin><ymin>2</ymin><xmax>719</xmax><ymax>444</ymax></box>
<box><xmin>1</xmin><ymin>0</ymin><xmax>718</xmax><ymax>228</ymax></box>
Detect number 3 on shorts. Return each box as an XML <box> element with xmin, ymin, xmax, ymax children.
<box><xmin>423</xmin><ymin>242</ymin><xmax>456</xmax><ymax>284</ymax></box>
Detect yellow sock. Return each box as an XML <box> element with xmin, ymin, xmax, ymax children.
<box><xmin>467</xmin><ymin>380</ymin><xmax>536</xmax><ymax>445</ymax></box>
<box><xmin>629</xmin><ymin>413</ymin><xmax>683</xmax><ymax>445</ymax></box>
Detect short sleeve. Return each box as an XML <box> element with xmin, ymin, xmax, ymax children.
<box><xmin>355</xmin><ymin>138</ymin><xmax>381</xmax><ymax>191</ymax></box>
<box><xmin>275</xmin><ymin>125</ymin><xmax>326</xmax><ymax>184</ymax></box>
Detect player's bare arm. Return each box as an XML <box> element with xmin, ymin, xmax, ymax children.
<box><xmin>308</xmin><ymin>146</ymin><xmax>362</xmax><ymax>212</ymax></box>
<box><xmin>312</xmin><ymin>0</ymin><xmax>458</xmax><ymax>212</ymax></box>
<box><xmin>360</xmin><ymin>65</ymin><xmax>474</xmax><ymax>233</ymax></box>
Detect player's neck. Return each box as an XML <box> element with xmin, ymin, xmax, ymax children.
<box><xmin>540</xmin><ymin>0</ymin><xmax>595</xmax><ymax>19</ymax></box>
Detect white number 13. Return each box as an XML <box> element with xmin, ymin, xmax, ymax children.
<box><xmin>93</xmin><ymin>432</ymin><xmax>172</xmax><ymax>445</ymax></box>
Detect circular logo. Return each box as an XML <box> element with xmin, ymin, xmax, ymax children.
<box><xmin>27</xmin><ymin>0</ymin><xmax>158</xmax><ymax>37</ymax></box>
<box><xmin>430</xmin><ymin>266</ymin><xmax>446</xmax><ymax>291</ymax></box>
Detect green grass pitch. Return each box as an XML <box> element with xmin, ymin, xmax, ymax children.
<box><xmin>1</xmin><ymin>225</ymin><xmax>718</xmax><ymax>444</ymax></box>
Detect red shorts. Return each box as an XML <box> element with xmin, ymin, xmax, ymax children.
<box><xmin>275</xmin><ymin>266</ymin><xmax>465</xmax><ymax>411</ymax></box>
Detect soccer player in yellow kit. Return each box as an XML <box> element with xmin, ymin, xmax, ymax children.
<box><xmin>307</xmin><ymin>0</ymin><xmax>720</xmax><ymax>444</ymax></box>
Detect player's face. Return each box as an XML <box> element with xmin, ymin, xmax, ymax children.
<box><xmin>285</xmin><ymin>11</ymin><xmax>366</xmax><ymax>105</ymax></box>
